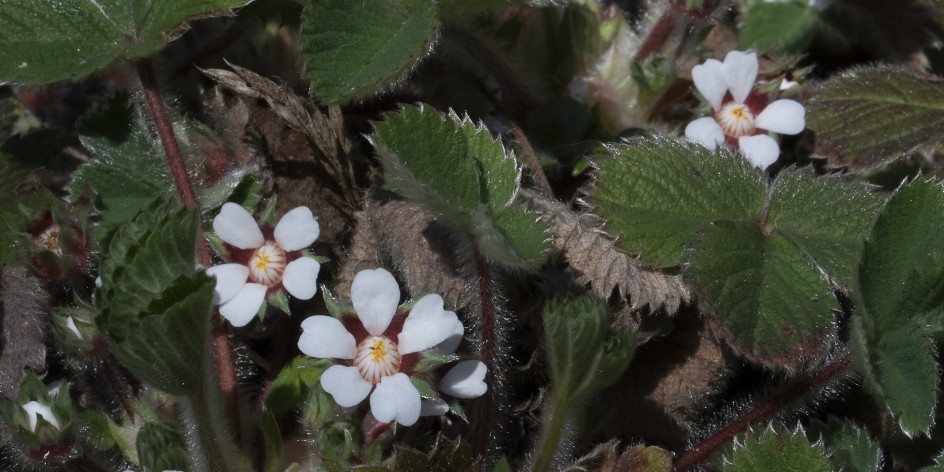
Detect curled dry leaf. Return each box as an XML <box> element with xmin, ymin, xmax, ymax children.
<box><xmin>521</xmin><ymin>190</ymin><xmax>690</xmax><ymax>315</ymax></box>
<box><xmin>0</xmin><ymin>266</ymin><xmax>48</xmax><ymax>400</ymax></box>
<box><xmin>565</xmin><ymin>441</ymin><xmax>672</xmax><ymax>472</ymax></box>
<box><xmin>334</xmin><ymin>190</ymin><xmax>466</xmax><ymax>309</ymax></box>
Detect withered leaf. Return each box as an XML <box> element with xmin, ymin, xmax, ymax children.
<box><xmin>521</xmin><ymin>191</ymin><xmax>690</xmax><ymax>315</ymax></box>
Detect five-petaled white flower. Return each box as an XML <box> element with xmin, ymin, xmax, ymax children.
<box><xmin>297</xmin><ymin>268</ymin><xmax>487</xmax><ymax>426</ymax></box>
<box><xmin>684</xmin><ymin>50</ymin><xmax>806</xmax><ymax>170</ymax></box>
<box><xmin>207</xmin><ymin>203</ymin><xmax>321</xmax><ymax>327</ymax></box>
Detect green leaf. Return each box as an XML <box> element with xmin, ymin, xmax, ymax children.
<box><xmin>591</xmin><ymin>139</ymin><xmax>767</xmax><ymax>267</ymax></box>
<box><xmin>543</xmin><ymin>296</ymin><xmax>636</xmax><ymax>403</ymax></box>
<box><xmin>71</xmin><ymin>93</ymin><xmax>174</xmax><ymax>243</ymax></box>
<box><xmin>372</xmin><ymin>104</ymin><xmax>547</xmax><ymax>268</ymax></box>
<box><xmin>869</xmin><ymin>325</ymin><xmax>937</xmax><ymax>435</ymax></box>
<box><xmin>689</xmin><ymin>221</ymin><xmax>837</xmax><ymax>365</ymax></box>
<box><xmin>858</xmin><ymin>179</ymin><xmax>944</xmax><ymax>333</ymax></box>
<box><xmin>808</xmin><ymin>418</ymin><xmax>882</xmax><ymax>472</ymax></box>
<box><xmin>766</xmin><ymin>172</ymin><xmax>884</xmax><ymax>286</ymax></box>
<box><xmin>266</xmin><ymin>356</ymin><xmax>331</xmax><ymax>415</ymax></box>
<box><xmin>492</xmin><ymin>456</ymin><xmax>512</xmax><ymax>472</ymax></box>
<box><xmin>96</xmin><ymin>206</ymin><xmax>213</xmax><ymax>395</ymax></box>
<box><xmin>261</xmin><ymin>410</ymin><xmax>283</xmax><ymax>472</ymax></box>
<box><xmin>136</xmin><ymin>421</ymin><xmax>190</xmax><ymax>472</ymax></box>
<box><xmin>0</xmin><ymin>0</ymin><xmax>251</xmax><ymax>84</ymax></box>
<box><xmin>393</xmin><ymin>434</ymin><xmax>477</xmax><ymax>472</ymax></box>
<box><xmin>301</xmin><ymin>0</ymin><xmax>439</xmax><ymax>103</ymax></box>
<box><xmin>807</xmin><ymin>67</ymin><xmax>944</xmax><ymax>170</ymax></box>
<box><xmin>724</xmin><ymin>427</ymin><xmax>831</xmax><ymax>472</ymax></box>
<box><xmin>740</xmin><ymin>1</ymin><xmax>817</xmax><ymax>53</ymax></box>
<box><xmin>112</xmin><ymin>273</ymin><xmax>215</xmax><ymax>394</ymax></box>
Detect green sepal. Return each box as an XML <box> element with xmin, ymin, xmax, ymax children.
<box><xmin>413</xmin><ymin>351</ymin><xmax>461</xmax><ymax>374</ymax></box>
<box><xmin>266</xmin><ymin>356</ymin><xmax>332</xmax><ymax>415</ymax></box>
<box><xmin>323</xmin><ymin>287</ymin><xmax>355</xmax><ymax>318</ymax></box>
<box><xmin>448</xmin><ymin>400</ymin><xmax>468</xmax><ymax>423</ymax></box>
<box><xmin>268</xmin><ymin>290</ymin><xmax>290</xmax><ymax>316</ymax></box>
<box><xmin>409</xmin><ymin>377</ymin><xmax>438</xmax><ymax>400</ymax></box>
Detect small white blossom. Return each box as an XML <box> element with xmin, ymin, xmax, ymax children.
<box><xmin>297</xmin><ymin>268</ymin><xmax>487</xmax><ymax>426</ymax></box>
<box><xmin>685</xmin><ymin>50</ymin><xmax>806</xmax><ymax>170</ymax></box>
<box><xmin>207</xmin><ymin>203</ymin><xmax>321</xmax><ymax>327</ymax></box>
<box><xmin>22</xmin><ymin>401</ymin><xmax>60</xmax><ymax>432</ymax></box>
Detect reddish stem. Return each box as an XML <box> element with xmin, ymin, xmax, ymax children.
<box><xmin>672</xmin><ymin>354</ymin><xmax>854</xmax><ymax>471</ymax></box>
<box><xmin>509</xmin><ymin>123</ymin><xmax>553</xmax><ymax>198</ymax></box>
<box><xmin>364</xmin><ymin>421</ymin><xmax>391</xmax><ymax>447</ymax></box>
<box><xmin>470</xmin><ymin>247</ymin><xmax>497</xmax><ymax>460</ymax></box>
<box><xmin>136</xmin><ymin>58</ymin><xmax>241</xmax><ymax>441</ymax></box>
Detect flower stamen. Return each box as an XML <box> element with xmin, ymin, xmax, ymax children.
<box><xmin>355</xmin><ymin>336</ymin><xmax>401</xmax><ymax>384</ymax></box>
<box><xmin>248</xmin><ymin>241</ymin><xmax>286</xmax><ymax>286</ymax></box>
<box><xmin>35</xmin><ymin>225</ymin><xmax>63</xmax><ymax>256</ymax></box>
<box><xmin>716</xmin><ymin>102</ymin><xmax>756</xmax><ymax>138</ymax></box>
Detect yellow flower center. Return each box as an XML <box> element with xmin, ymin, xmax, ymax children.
<box><xmin>355</xmin><ymin>336</ymin><xmax>401</xmax><ymax>384</ymax></box>
<box><xmin>248</xmin><ymin>241</ymin><xmax>286</xmax><ymax>286</ymax></box>
<box><xmin>715</xmin><ymin>102</ymin><xmax>756</xmax><ymax>138</ymax></box>
<box><xmin>35</xmin><ymin>225</ymin><xmax>63</xmax><ymax>256</ymax></box>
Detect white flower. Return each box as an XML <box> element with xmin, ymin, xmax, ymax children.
<box><xmin>22</xmin><ymin>400</ymin><xmax>60</xmax><ymax>432</ymax></box>
<box><xmin>684</xmin><ymin>50</ymin><xmax>805</xmax><ymax>170</ymax></box>
<box><xmin>297</xmin><ymin>268</ymin><xmax>487</xmax><ymax>426</ymax></box>
<box><xmin>207</xmin><ymin>203</ymin><xmax>321</xmax><ymax>327</ymax></box>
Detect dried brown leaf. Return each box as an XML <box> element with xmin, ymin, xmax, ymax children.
<box><xmin>566</xmin><ymin>442</ymin><xmax>671</xmax><ymax>472</ymax></box>
<box><xmin>521</xmin><ymin>191</ymin><xmax>690</xmax><ymax>314</ymax></box>
<box><xmin>0</xmin><ymin>266</ymin><xmax>47</xmax><ymax>400</ymax></box>
<box><xmin>601</xmin><ymin>308</ymin><xmax>730</xmax><ymax>449</ymax></box>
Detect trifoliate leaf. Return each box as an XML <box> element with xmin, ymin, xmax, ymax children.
<box><xmin>301</xmin><ymin>0</ymin><xmax>439</xmax><ymax>103</ymax></box>
<box><xmin>766</xmin><ymin>172</ymin><xmax>884</xmax><ymax>287</ymax></box>
<box><xmin>689</xmin><ymin>220</ymin><xmax>837</xmax><ymax>366</ymax></box>
<box><xmin>591</xmin><ymin>139</ymin><xmax>767</xmax><ymax>267</ymax></box>
<box><xmin>807</xmin><ymin>67</ymin><xmax>944</xmax><ymax>170</ymax></box>
<box><xmin>0</xmin><ymin>0</ymin><xmax>251</xmax><ymax>84</ymax></box>
<box><xmin>740</xmin><ymin>1</ymin><xmax>818</xmax><ymax>54</ymax></box>
<box><xmin>724</xmin><ymin>427</ymin><xmax>831</xmax><ymax>472</ymax></box>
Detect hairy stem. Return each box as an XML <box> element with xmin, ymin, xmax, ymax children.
<box><xmin>509</xmin><ymin>123</ymin><xmax>553</xmax><ymax>198</ymax></box>
<box><xmin>136</xmin><ymin>58</ymin><xmax>241</xmax><ymax>442</ymax></box>
<box><xmin>673</xmin><ymin>353</ymin><xmax>854</xmax><ymax>471</ymax></box>
<box><xmin>530</xmin><ymin>396</ymin><xmax>575</xmax><ymax>472</ymax></box>
<box><xmin>469</xmin><ymin>246</ymin><xmax>500</xmax><ymax>462</ymax></box>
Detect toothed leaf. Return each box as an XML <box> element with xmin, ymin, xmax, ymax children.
<box><xmin>0</xmin><ymin>0</ymin><xmax>251</xmax><ymax>84</ymax></box>
<box><xmin>740</xmin><ymin>1</ymin><xmax>817</xmax><ymax>53</ymax></box>
<box><xmin>689</xmin><ymin>220</ymin><xmax>837</xmax><ymax>367</ymax></box>
<box><xmin>591</xmin><ymin>139</ymin><xmax>766</xmax><ymax>267</ymax></box>
<box><xmin>807</xmin><ymin>67</ymin><xmax>944</xmax><ymax>169</ymax></box>
<box><xmin>301</xmin><ymin>0</ymin><xmax>439</xmax><ymax>103</ymax></box>
<box><xmin>867</xmin><ymin>325</ymin><xmax>937</xmax><ymax>435</ymax></box>
<box><xmin>724</xmin><ymin>427</ymin><xmax>831</xmax><ymax>472</ymax></box>
<box><xmin>808</xmin><ymin>418</ymin><xmax>882</xmax><ymax>472</ymax></box>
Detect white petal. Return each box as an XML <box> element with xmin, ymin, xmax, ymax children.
<box><xmin>298</xmin><ymin>316</ymin><xmax>356</xmax><ymax>359</ymax></box>
<box><xmin>212</xmin><ymin>203</ymin><xmax>263</xmax><ymax>249</ymax></box>
<box><xmin>282</xmin><ymin>258</ymin><xmax>320</xmax><ymax>300</ymax></box>
<box><xmin>440</xmin><ymin>360</ymin><xmax>488</xmax><ymax>399</ymax></box>
<box><xmin>685</xmin><ymin>117</ymin><xmax>725</xmax><ymax>150</ymax></box>
<box><xmin>321</xmin><ymin>365</ymin><xmax>372</xmax><ymax>407</ymax></box>
<box><xmin>420</xmin><ymin>397</ymin><xmax>450</xmax><ymax>417</ymax></box>
<box><xmin>352</xmin><ymin>268</ymin><xmax>400</xmax><ymax>336</ymax></box>
<box><xmin>432</xmin><ymin>319</ymin><xmax>465</xmax><ymax>355</ymax></box>
<box><xmin>273</xmin><ymin>207</ymin><xmax>320</xmax><ymax>252</ymax></box>
<box><xmin>691</xmin><ymin>59</ymin><xmax>726</xmax><ymax>110</ymax></box>
<box><xmin>755</xmin><ymin>99</ymin><xmax>806</xmax><ymax>135</ymax></box>
<box><xmin>398</xmin><ymin>294</ymin><xmax>460</xmax><ymax>355</ymax></box>
<box><xmin>206</xmin><ymin>263</ymin><xmax>249</xmax><ymax>304</ymax></box>
<box><xmin>370</xmin><ymin>373</ymin><xmax>421</xmax><ymax>426</ymax></box>
<box><xmin>22</xmin><ymin>401</ymin><xmax>60</xmax><ymax>431</ymax></box>
<box><xmin>66</xmin><ymin>316</ymin><xmax>83</xmax><ymax>340</ymax></box>
<box><xmin>219</xmin><ymin>283</ymin><xmax>267</xmax><ymax>327</ymax></box>
<box><xmin>739</xmin><ymin>134</ymin><xmax>780</xmax><ymax>170</ymax></box>
<box><xmin>723</xmin><ymin>50</ymin><xmax>758</xmax><ymax>104</ymax></box>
